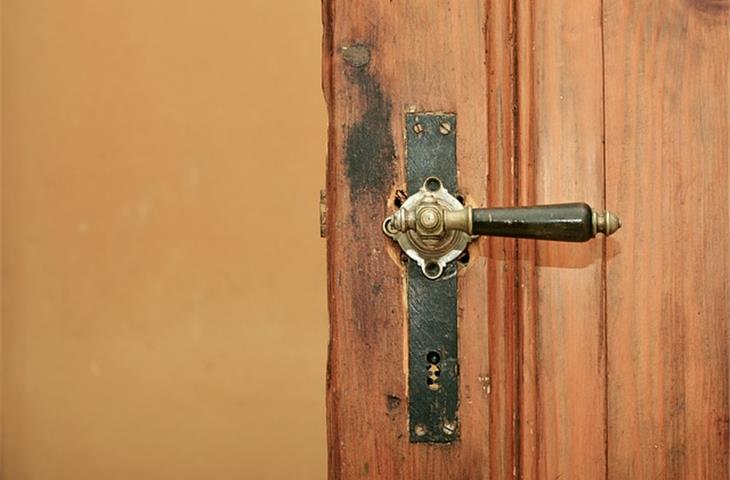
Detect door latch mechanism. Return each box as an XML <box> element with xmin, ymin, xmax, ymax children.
<box><xmin>383</xmin><ymin>176</ymin><xmax>621</xmax><ymax>279</ymax></box>
<box><xmin>389</xmin><ymin>112</ymin><xmax>621</xmax><ymax>444</ymax></box>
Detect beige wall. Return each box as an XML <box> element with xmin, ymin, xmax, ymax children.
<box><xmin>2</xmin><ymin>1</ymin><xmax>327</xmax><ymax>478</ymax></box>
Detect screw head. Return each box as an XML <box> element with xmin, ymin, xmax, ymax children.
<box><xmin>414</xmin><ymin>424</ymin><xmax>427</xmax><ymax>437</ymax></box>
<box><xmin>413</xmin><ymin>123</ymin><xmax>424</xmax><ymax>135</ymax></box>
<box><xmin>439</xmin><ymin>121</ymin><xmax>452</xmax><ymax>135</ymax></box>
<box><xmin>442</xmin><ymin>421</ymin><xmax>457</xmax><ymax>435</ymax></box>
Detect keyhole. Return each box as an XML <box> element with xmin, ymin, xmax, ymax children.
<box><xmin>426</xmin><ymin>351</ymin><xmax>441</xmax><ymax>391</ymax></box>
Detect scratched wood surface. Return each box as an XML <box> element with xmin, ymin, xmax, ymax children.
<box><xmin>484</xmin><ymin>2</ymin><xmax>520</xmax><ymax>477</ymax></box>
<box><xmin>604</xmin><ymin>0</ymin><xmax>730</xmax><ymax>478</ymax></box>
<box><xmin>323</xmin><ymin>1</ymin><xmax>493</xmax><ymax>478</ymax></box>
<box><xmin>515</xmin><ymin>3</ymin><xmax>539</xmax><ymax>477</ymax></box>
<box><xmin>516</xmin><ymin>2</ymin><xmax>609</xmax><ymax>478</ymax></box>
<box><xmin>325</xmin><ymin>1</ymin><xmax>729</xmax><ymax>478</ymax></box>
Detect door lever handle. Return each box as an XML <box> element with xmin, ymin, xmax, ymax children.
<box><xmin>466</xmin><ymin>203</ymin><xmax>620</xmax><ymax>241</ymax></box>
<box><xmin>383</xmin><ymin>176</ymin><xmax>621</xmax><ymax>279</ymax></box>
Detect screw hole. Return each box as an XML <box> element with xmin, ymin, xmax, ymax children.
<box><xmin>424</xmin><ymin>262</ymin><xmax>442</xmax><ymax>279</ymax></box>
<box><xmin>424</xmin><ymin>177</ymin><xmax>442</xmax><ymax>192</ymax></box>
<box><xmin>394</xmin><ymin>189</ymin><xmax>407</xmax><ymax>208</ymax></box>
<box><xmin>383</xmin><ymin>218</ymin><xmax>398</xmax><ymax>237</ymax></box>
<box><xmin>457</xmin><ymin>249</ymin><xmax>470</xmax><ymax>266</ymax></box>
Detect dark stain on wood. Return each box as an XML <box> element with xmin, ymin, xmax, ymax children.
<box><xmin>386</xmin><ymin>394</ymin><xmax>401</xmax><ymax>411</ymax></box>
<box><xmin>326</xmin><ymin>2</ymin><xmax>491</xmax><ymax>477</ymax></box>
<box><xmin>342</xmin><ymin>44</ymin><xmax>395</xmax><ymax>201</ymax></box>
<box><xmin>342</xmin><ymin>44</ymin><xmax>371</xmax><ymax>68</ymax></box>
<box><xmin>685</xmin><ymin>0</ymin><xmax>729</xmax><ymax>15</ymax></box>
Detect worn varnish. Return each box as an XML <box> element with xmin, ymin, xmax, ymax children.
<box><xmin>515</xmin><ymin>1</ymin><xmax>609</xmax><ymax>477</ymax></box>
<box><xmin>520</xmin><ymin>1</ymin><xmax>608</xmax><ymax>478</ymax></box>
<box><xmin>484</xmin><ymin>3</ymin><xmax>520</xmax><ymax>477</ymax></box>
<box><xmin>324</xmin><ymin>1</ymin><xmax>490</xmax><ymax>478</ymax></box>
<box><xmin>325</xmin><ymin>1</ymin><xmax>729</xmax><ymax>478</ymax></box>
<box><xmin>604</xmin><ymin>0</ymin><xmax>730</xmax><ymax>477</ymax></box>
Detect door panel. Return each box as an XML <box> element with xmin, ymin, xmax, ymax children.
<box><xmin>525</xmin><ymin>1</ymin><xmax>607</xmax><ymax>477</ymax></box>
<box><xmin>324</xmin><ymin>1</ymin><xmax>729</xmax><ymax>478</ymax></box>
<box><xmin>323</xmin><ymin>1</ymin><xmax>491</xmax><ymax>478</ymax></box>
<box><xmin>604</xmin><ymin>0</ymin><xmax>729</xmax><ymax>477</ymax></box>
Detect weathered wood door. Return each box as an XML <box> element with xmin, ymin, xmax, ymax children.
<box><xmin>323</xmin><ymin>1</ymin><xmax>728</xmax><ymax>478</ymax></box>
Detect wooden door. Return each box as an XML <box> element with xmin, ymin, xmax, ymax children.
<box><xmin>323</xmin><ymin>1</ymin><xmax>728</xmax><ymax>479</ymax></box>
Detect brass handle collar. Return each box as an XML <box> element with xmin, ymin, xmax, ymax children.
<box><xmin>384</xmin><ymin>176</ymin><xmax>621</xmax><ymax>279</ymax></box>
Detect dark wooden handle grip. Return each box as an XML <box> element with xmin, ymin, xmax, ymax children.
<box><xmin>472</xmin><ymin>202</ymin><xmax>596</xmax><ymax>242</ymax></box>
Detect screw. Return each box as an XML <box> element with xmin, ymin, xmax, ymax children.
<box><xmin>414</xmin><ymin>424</ymin><xmax>427</xmax><ymax>437</ymax></box>
<box><xmin>439</xmin><ymin>121</ymin><xmax>452</xmax><ymax>135</ymax></box>
<box><xmin>412</xmin><ymin>123</ymin><xmax>424</xmax><ymax>135</ymax></box>
<box><xmin>443</xmin><ymin>421</ymin><xmax>457</xmax><ymax>435</ymax></box>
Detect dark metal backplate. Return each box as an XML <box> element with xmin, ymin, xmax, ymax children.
<box><xmin>405</xmin><ymin>113</ymin><xmax>459</xmax><ymax>443</ymax></box>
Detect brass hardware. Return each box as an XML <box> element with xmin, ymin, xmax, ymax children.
<box><xmin>384</xmin><ymin>176</ymin><xmax>621</xmax><ymax>279</ymax></box>
<box><xmin>383</xmin><ymin>177</ymin><xmax>471</xmax><ymax>279</ymax></box>
<box><xmin>593</xmin><ymin>210</ymin><xmax>622</xmax><ymax>237</ymax></box>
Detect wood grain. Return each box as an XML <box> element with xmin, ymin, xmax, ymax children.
<box><xmin>324</xmin><ymin>1</ymin><xmax>492</xmax><ymax>478</ymax></box>
<box><xmin>485</xmin><ymin>2</ymin><xmax>520</xmax><ymax>478</ymax></box>
<box><xmin>516</xmin><ymin>3</ymin><xmax>539</xmax><ymax>477</ymax></box>
<box><xmin>326</xmin><ymin>2</ymin><xmax>729</xmax><ymax>478</ymax></box>
<box><xmin>604</xmin><ymin>0</ymin><xmax>730</xmax><ymax>477</ymax></box>
<box><xmin>518</xmin><ymin>1</ymin><xmax>608</xmax><ymax>478</ymax></box>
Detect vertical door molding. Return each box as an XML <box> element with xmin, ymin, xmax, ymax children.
<box><xmin>604</xmin><ymin>1</ymin><xmax>730</xmax><ymax>477</ymax></box>
<box><xmin>485</xmin><ymin>2</ymin><xmax>520</xmax><ymax>478</ymax></box>
<box><xmin>515</xmin><ymin>2</ymin><xmax>608</xmax><ymax>478</ymax></box>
